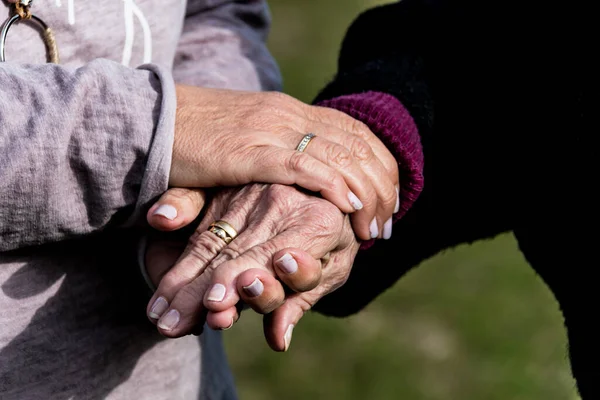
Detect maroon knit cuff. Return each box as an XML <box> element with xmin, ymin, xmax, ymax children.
<box><xmin>318</xmin><ymin>91</ymin><xmax>424</xmax><ymax>250</ymax></box>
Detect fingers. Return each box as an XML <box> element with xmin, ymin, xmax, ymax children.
<box><xmin>254</xmin><ymin>147</ymin><xmax>361</xmax><ymax>215</ymax></box>
<box><xmin>293</xmin><ymin>135</ymin><xmax>378</xmax><ymax>241</ymax></box>
<box><xmin>236</xmin><ymin>269</ymin><xmax>287</xmax><ymax>314</ymax></box>
<box><xmin>147</xmin><ymin>188</ymin><xmax>206</xmax><ymax>231</ymax></box>
<box><xmin>145</xmin><ymin>201</ymin><xmax>245</xmax><ymax>335</ymax></box>
<box><xmin>147</xmin><ymin>186</ymin><xmax>278</xmax><ymax>337</ymax></box>
<box><xmin>308</xmin><ymin>107</ymin><xmax>401</xmax><ymax>238</ymax></box>
<box><xmin>263</xmin><ymin>241</ymin><xmax>360</xmax><ymax>351</ymax></box>
<box><xmin>263</xmin><ymin>293</ymin><xmax>316</xmax><ymax>352</ymax></box>
<box><xmin>309</xmin><ymin>105</ymin><xmax>400</xmax><ymax>185</ymax></box>
<box><xmin>298</xmin><ymin>124</ymin><xmax>398</xmax><ymax>240</ymax></box>
<box><xmin>204</xmin><ymin>249</ymin><xmax>324</xmax><ymax>331</ymax></box>
<box><xmin>272</xmin><ymin>248</ymin><xmax>323</xmax><ymax>292</ymax></box>
<box><xmin>205</xmin><ymin>307</ymin><xmax>240</xmax><ymax>331</ymax></box>
<box><xmin>202</xmin><ymin>228</ymin><xmax>330</xmax><ymax>310</ymax></box>
<box><xmin>168</xmin><ymin>230</ymin><xmax>329</xmax><ymax>335</ymax></box>
<box><xmin>204</xmin><ymin>269</ymin><xmax>286</xmax><ymax>331</ymax></box>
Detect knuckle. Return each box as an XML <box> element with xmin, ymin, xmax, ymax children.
<box><xmin>326</xmin><ymin>143</ymin><xmax>354</xmax><ymax>170</ymax></box>
<box><xmin>187</xmin><ymin>231</ymin><xmax>224</xmax><ymax>265</ymax></box>
<box><xmin>292</xmin><ymin>274</ymin><xmax>320</xmax><ymax>293</ymax></box>
<box><xmin>165</xmin><ymin>187</ymin><xmax>192</xmax><ymax>201</ymax></box>
<box><xmin>304</xmin><ymin>205</ymin><xmax>344</xmax><ymax>237</ymax></box>
<box><xmin>287</xmin><ymin>151</ymin><xmax>310</xmax><ymax>174</ymax></box>
<box><xmin>243</xmin><ymin>245</ymin><xmax>274</xmax><ymax>270</ymax></box>
<box><xmin>389</xmin><ymin>163</ymin><xmax>401</xmax><ymax>184</ymax></box>
<box><xmin>258</xmin><ymin>295</ymin><xmax>284</xmax><ymax>314</ymax></box>
<box><xmin>349</xmin><ymin>119</ymin><xmax>373</xmax><ymax>140</ymax></box>
<box><xmin>258</xmin><ymin>92</ymin><xmax>297</xmax><ymax>119</ymax></box>
<box><xmin>362</xmin><ymin>188</ymin><xmax>378</xmax><ymax>209</ymax></box>
<box><xmin>217</xmin><ymin>246</ymin><xmax>242</xmax><ymax>264</ymax></box>
<box><xmin>380</xmin><ymin>185</ymin><xmax>398</xmax><ymax>210</ymax></box>
<box><xmin>266</xmin><ymin>183</ymin><xmax>292</xmax><ymax>199</ymax></box>
<box><xmin>348</xmin><ymin>137</ymin><xmax>374</xmax><ymax>162</ymax></box>
<box><xmin>177</xmin><ymin>284</ymin><xmax>205</xmax><ymax>310</ymax></box>
<box><xmin>266</xmin><ymin>184</ymin><xmax>303</xmax><ymax>215</ymax></box>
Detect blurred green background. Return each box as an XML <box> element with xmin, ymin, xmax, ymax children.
<box><xmin>223</xmin><ymin>1</ymin><xmax>579</xmax><ymax>399</ymax></box>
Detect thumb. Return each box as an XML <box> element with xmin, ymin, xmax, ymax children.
<box><xmin>147</xmin><ymin>188</ymin><xmax>206</xmax><ymax>231</ymax></box>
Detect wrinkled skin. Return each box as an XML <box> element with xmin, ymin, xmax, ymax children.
<box><xmin>145</xmin><ymin>184</ymin><xmax>361</xmax><ymax>351</ymax></box>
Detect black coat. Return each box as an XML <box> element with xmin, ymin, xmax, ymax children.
<box><xmin>312</xmin><ymin>1</ymin><xmax>594</xmax><ymax>397</ymax></box>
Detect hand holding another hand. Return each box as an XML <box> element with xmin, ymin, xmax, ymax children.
<box><xmin>170</xmin><ymin>86</ymin><xmax>399</xmax><ymax>240</ymax></box>
<box><xmin>144</xmin><ymin>183</ymin><xmax>361</xmax><ymax>351</ymax></box>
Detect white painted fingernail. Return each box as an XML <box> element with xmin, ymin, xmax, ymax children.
<box><xmin>284</xmin><ymin>324</ymin><xmax>295</xmax><ymax>351</ymax></box>
<box><xmin>153</xmin><ymin>204</ymin><xmax>177</xmax><ymax>220</ymax></box>
<box><xmin>394</xmin><ymin>186</ymin><xmax>400</xmax><ymax>214</ymax></box>
<box><xmin>243</xmin><ymin>278</ymin><xmax>264</xmax><ymax>298</ymax></box>
<box><xmin>276</xmin><ymin>253</ymin><xmax>298</xmax><ymax>274</ymax></box>
<box><xmin>157</xmin><ymin>309</ymin><xmax>180</xmax><ymax>331</ymax></box>
<box><xmin>383</xmin><ymin>218</ymin><xmax>393</xmax><ymax>240</ymax></box>
<box><xmin>222</xmin><ymin>317</ymin><xmax>235</xmax><ymax>331</ymax></box>
<box><xmin>148</xmin><ymin>296</ymin><xmax>169</xmax><ymax>320</ymax></box>
<box><xmin>207</xmin><ymin>283</ymin><xmax>226</xmax><ymax>302</ymax></box>
<box><xmin>369</xmin><ymin>217</ymin><xmax>379</xmax><ymax>239</ymax></box>
<box><xmin>347</xmin><ymin>191</ymin><xmax>363</xmax><ymax>210</ymax></box>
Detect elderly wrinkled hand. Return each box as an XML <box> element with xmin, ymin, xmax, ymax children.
<box><xmin>169</xmin><ymin>86</ymin><xmax>399</xmax><ymax>241</ymax></box>
<box><xmin>144</xmin><ymin>183</ymin><xmax>362</xmax><ymax>351</ymax></box>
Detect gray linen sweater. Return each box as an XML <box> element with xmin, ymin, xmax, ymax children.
<box><xmin>0</xmin><ymin>1</ymin><xmax>281</xmax><ymax>398</ymax></box>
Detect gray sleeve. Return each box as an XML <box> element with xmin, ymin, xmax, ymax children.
<box><xmin>172</xmin><ymin>0</ymin><xmax>282</xmax><ymax>91</ymax></box>
<box><xmin>0</xmin><ymin>59</ymin><xmax>176</xmax><ymax>252</ymax></box>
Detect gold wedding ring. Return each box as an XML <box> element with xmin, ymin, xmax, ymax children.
<box><xmin>208</xmin><ymin>220</ymin><xmax>238</xmax><ymax>244</ymax></box>
<box><xmin>296</xmin><ymin>133</ymin><xmax>316</xmax><ymax>153</ymax></box>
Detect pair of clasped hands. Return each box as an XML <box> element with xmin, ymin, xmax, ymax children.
<box><xmin>144</xmin><ymin>86</ymin><xmax>399</xmax><ymax>351</ymax></box>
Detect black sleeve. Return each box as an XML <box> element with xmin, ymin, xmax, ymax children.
<box><xmin>311</xmin><ymin>0</ymin><xmax>517</xmax><ymax>316</ymax></box>
<box><xmin>314</xmin><ymin>0</ymin><xmax>437</xmax><ymax>143</ymax></box>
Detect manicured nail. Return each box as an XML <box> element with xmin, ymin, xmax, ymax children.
<box><xmin>222</xmin><ymin>317</ymin><xmax>235</xmax><ymax>331</ymax></box>
<box><xmin>394</xmin><ymin>186</ymin><xmax>400</xmax><ymax>213</ymax></box>
<box><xmin>148</xmin><ymin>296</ymin><xmax>169</xmax><ymax>320</ymax></box>
<box><xmin>207</xmin><ymin>283</ymin><xmax>226</xmax><ymax>302</ymax></box>
<box><xmin>284</xmin><ymin>324</ymin><xmax>295</xmax><ymax>351</ymax></box>
<box><xmin>383</xmin><ymin>218</ymin><xmax>393</xmax><ymax>240</ymax></box>
<box><xmin>157</xmin><ymin>309</ymin><xmax>180</xmax><ymax>331</ymax></box>
<box><xmin>243</xmin><ymin>278</ymin><xmax>264</xmax><ymax>298</ymax></box>
<box><xmin>347</xmin><ymin>191</ymin><xmax>363</xmax><ymax>210</ymax></box>
<box><xmin>276</xmin><ymin>253</ymin><xmax>298</xmax><ymax>274</ymax></box>
<box><xmin>369</xmin><ymin>217</ymin><xmax>379</xmax><ymax>239</ymax></box>
<box><xmin>153</xmin><ymin>204</ymin><xmax>177</xmax><ymax>220</ymax></box>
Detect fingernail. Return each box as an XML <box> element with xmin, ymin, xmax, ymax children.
<box><xmin>284</xmin><ymin>324</ymin><xmax>295</xmax><ymax>351</ymax></box>
<box><xmin>157</xmin><ymin>309</ymin><xmax>180</xmax><ymax>331</ymax></box>
<box><xmin>153</xmin><ymin>204</ymin><xmax>177</xmax><ymax>220</ymax></box>
<box><xmin>243</xmin><ymin>278</ymin><xmax>264</xmax><ymax>298</ymax></box>
<box><xmin>148</xmin><ymin>296</ymin><xmax>169</xmax><ymax>320</ymax></box>
<box><xmin>369</xmin><ymin>217</ymin><xmax>379</xmax><ymax>239</ymax></box>
<box><xmin>276</xmin><ymin>253</ymin><xmax>298</xmax><ymax>274</ymax></box>
<box><xmin>394</xmin><ymin>186</ymin><xmax>400</xmax><ymax>213</ymax></box>
<box><xmin>383</xmin><ymin>218</ymin><xmax>393</xmax><ymax>240</ymax></box>
<box><xmin>347</xmin><ymin>191</ymin><xmax>363</xmax><ymax>210</ymax></box>
<box><xmin>222</xmin><ymin>317</ymin><xmax>235</xmax><ymax>331</ymax></box>
<box><xmin>207</xmin><ymin>283</ymin><xmax>226</xmax><ymax>302</ymax></box>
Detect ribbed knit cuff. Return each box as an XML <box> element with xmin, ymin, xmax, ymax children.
<box><xmin>318</xmin><ymin>91</ymin><xmax>424</xmax><ymax>249</ymax></box>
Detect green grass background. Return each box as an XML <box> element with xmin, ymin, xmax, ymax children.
<box><xmin>223</xmin><ymin>1</ymin><xmax>579</xmax><ymax>399</ymax></box>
